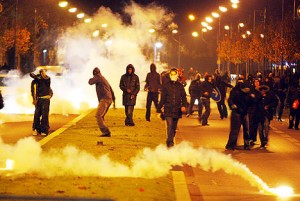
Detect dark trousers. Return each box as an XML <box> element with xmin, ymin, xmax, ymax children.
<box><xmin>248</xmin><ymin>108</ymin><xmax>258</xmax><ymax>142</ymax></box>
<box><xmin>146</xmin><ymin>92</ymin><xmax>159</xmax><ymax>120</ymax></box>
<box><xmin>216</xmin><ymin>98</ymin><xmax>228</xmax><ymax>119</ymax></box>
<box><xmin>277</xmin><ymin>96</ymin><xmax>285</xmax><ymax>119</ymax></box>
<box><xmin>257</xmin><ymin>117</ymin><xmax>270</xmax><ymax>146</ymax></box>
<box><xmin>33</xmin><ymin>98</ymin><xmax>50</xmax><ymax>134</ymax></box>
<box><xmin>199</xmin><ymin>98</ymin><xmax>210</xmax><ymax>125</ymax></box>
<box><xmin>125</xmin><ymin>105</ymin><xmax>135</xmax><ymax>125</ymax></box>
<box><xmin>226</xmin><ymin>110</ymin><xmax>250</xmax><ymax>149</ymax></box>
<box><xmin>165</xmin><ymin>117</ymin><xmax>179</xmax><ymax>147</ymax></box>
<box><xmin>188</xmin><ymin>95</ymin><xmax>199</xmax><ymax>115</ymax></box>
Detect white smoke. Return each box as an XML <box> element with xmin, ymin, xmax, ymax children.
<box><xmin>0</xmin><ymin>138</ymin><xmax>277</xmax><ymax>195</ymax></box>
<box><xmin>0</xmin><ymin>2</ymin><xmax>174</xmax><ymax>119</ymax></box>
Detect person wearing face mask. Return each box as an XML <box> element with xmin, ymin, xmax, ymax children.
<box><xmin>157</xmin><ymin>68</ymin><xmax>187</xmax><ymax>147</ymax></box>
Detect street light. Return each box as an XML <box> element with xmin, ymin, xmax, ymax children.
<box><xmin>154</xmin><ymin>42</ymin><xmax>163</xmax><ymax>64</ymax></box>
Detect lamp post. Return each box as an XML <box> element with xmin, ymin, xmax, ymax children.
<box><xmin>154</xmin><ymin>42</ymin><xmax>163</xmax><ymax>64</ymax></box>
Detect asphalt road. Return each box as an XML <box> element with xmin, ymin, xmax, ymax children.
<box><xmin>175</xmin><ymin>104</ymin><xmax>300</xmax><ymax>201</ymax></box>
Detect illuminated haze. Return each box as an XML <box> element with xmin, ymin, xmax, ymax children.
<box><xmin>0</xmin><ymin>2</ymin><xmax>174</xmax><ymax>118</ymax></box>
<box><xmin>0</xmin><ymin>139</ymin><xmax>277</xmax><ymax>195</ymax></box>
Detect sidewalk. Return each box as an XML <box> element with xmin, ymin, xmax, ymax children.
<box><xmin>0</xmin><ymin>108</ymin><xmax>188</xmax><ymax>201</ymax></box>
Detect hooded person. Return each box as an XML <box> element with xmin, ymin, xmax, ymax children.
<box><xmin>157</xmin><ymin>68</ymin><xmax>187</xmax><ymax>147</ymax></box>
<box><xmin>225</xmin><ymin>77</ymin><xmax>252</xmax><ymax>150</ymax></box>
<box><xmin>119</xmin><ymin>64</ymin><xmax>140</xmax><ymax>126</ymax></box>
<box><xmin>89</xmin><ymin>67</ymin><xmax>115</xmax><ymax>137</ymax></box>
<box><xmin>144</xmin><ymin>63</ymin><xmax>161</xmax><ymax>121</ymax></box>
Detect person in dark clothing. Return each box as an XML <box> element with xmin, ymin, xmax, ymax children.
<box><xmin>157</xmin><ymin>68</ymin><xmax>187</xmax><ymax>147</ymax></box>
<box><xmin>144</xmin><ymin>63</ymin><xmax>161</xmax><ymax>121</ymax></box>
<box><xmin>286</xmin><ymin>78</ymin><xmax>300</xmax><ymax>130</ymax></box>
<box><xmin>119</xmin><ymin>64</ymin><xmax>140</xmax><ymax>126</ymax></box>
<box><xmin>215</xmin><ymin>74</ymin><xmax>233</xmax><ymax>119</ymax></box>
<box><xmin>256</xmin><ymin>85</ymin><xmax>279</xmax><ymax>148</ymax></box>
<box><xmin>30</xmin><ymin>69</ymin><xmax>53</xmax><ymax>136</ymax></box>
<box><xmin>0</xmin><ymin>90</ymin><xmax>3</xmax><ymax>110</ymax></box>
<box><xmin>198</xmin><ymin>74</ymin><xmax>214</xmax><ymax>126</ymax></box>
<box><xmin>186</xmin><ymin>73</ymin><xmax>202</xmax><ymax>117</ymax></box>
<box><xmin>225</xmin><ymin>78</ymin><xmax>251</xmax><ymax>150</ymax></box>
<box><xmin>273</xmin><ymin>76</ymin><xmax>287</xmax><ymax>121</ymax></box>
<box><xmin>248</xmin><ymin>78</ymin><xmax>262</xmax><ymax>145</ymax></box>
<box><xmin>89</xmin><ymin>67</ymin><xmax>115</xmax><ymax>137</ymax></box>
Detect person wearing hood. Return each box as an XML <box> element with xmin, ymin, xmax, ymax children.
<box><xmin>286</xmin><ymin>77</ymin><xmax>300</xmax><ymax>130</ymax></box>
<box><xmin>198</xmin><ymin>74</ymin><xmax>214</xmax><ymax>126</ymax></box>
<box><xmin>89</xmin><ymin>67</ymin><xmax>115</xmax><ymax>137</ymax></box>
<box><xmin>119</xmin><ymin>64</ymin><xmax>140</xmax><ymax>126</ymax></box>
<box><xmin>157</xmin><ymin>68</ymin><xmax>187</xmax><ymax>147</ymax></box>
<box><xmin>144</xmin><ymin>63</ymin><xmax>161</xmax><ymax>121</ymax></box>
<box><xmin>225</xmin><ymin>78</ymin><xmax>252</xmax><ymax>150</ymax></box>
<box><xmin>30</xmin><ymin>69</ymin><xmax>53</xmax><ymax>136</ymax></box>
<box><xmin>256</xmin><ymin>85</ymin><xmax>278</xmax><ymax>149</ymax></box>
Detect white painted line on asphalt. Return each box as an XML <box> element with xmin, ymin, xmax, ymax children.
<box><xmin>39</xmin><ymin>109</ymin><xmax>95</xmax><ymax>146</ymax></box>
<box><xmin>172</xmin><ymin>170</ymin><xmax>191</xmax><ymax>201</ymax></box>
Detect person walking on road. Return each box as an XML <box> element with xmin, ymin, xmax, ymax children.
<box><xmin>286</xmin><ymin>77</ymin><xmax>300</xmax><ymax>130</ymax></box>
<box><xmin>144</xmin><ymin>63</ymin><xmax>161</xmax><ymax>121</ymax></box>
<box><xmin>198</xmin><ymin>74</ymin><xmax>214</xmax><ymax>126</ymax></box>
<box><xmin>30</xmin><ymin>69</ymin><xmax>53</xmax><ymax>136</ymax></box>
<box><xmin>225</xmin><ymin>78</ymin><xmax>251</xmax><ymax>150</ymax></box>
<box><xmin>119</xmin><ymin>64</ymin><xmax>140</xmax><ymax>126</ymax></box>
<box><xmin>89</xmin><ymin>67</ymin><xmax>115</xmax><ymax>137</ymax></box>
<box><xmin>186</xmin><ymin>73</ymin><xmax>202</xmax><ymax>117</ymax></box>
<box><xmin>256</xmin><ymin>85</ymin><xmax>278</xmax><ymax>149</ymax></box>
<box><xmin>157</xmin><ymin>68</ymin><xmax>187</xmax><ymax>148</ymax></box>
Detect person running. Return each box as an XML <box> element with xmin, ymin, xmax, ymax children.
<box><xmin>89</xmin><ymin>67</ymin><xmax>115</xmax><ymax>137</ymax></box>
<box><xmin>144</xmin><ymin>63</ymin><xmax>161</xmax><ymax>121</ymax></box>
<box><xmin>157</xmin><ymin>68</ymin><xmax>187</xmax><ymax>148</ymax></box>
<box><xmin>119</xmin><ymin>64</ymin><xmax>140</xmax><ymax>126</ymax></box>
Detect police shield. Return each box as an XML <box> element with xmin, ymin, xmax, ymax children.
<box><xmin>211</xmin><ymin>87</ymin><xmax>221</xmax><ymax>102</ymax></box>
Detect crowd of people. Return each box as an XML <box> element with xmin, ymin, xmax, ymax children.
<box><xmin>2</xmin><ymin>63</ymin><xmax>299</xmax><ymax>150</ymax></box>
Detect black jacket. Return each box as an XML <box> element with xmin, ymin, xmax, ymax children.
<box><xmin>144</xmin><ymin>65</ymin><xmax>161</xmax><ymax>93</ymax></box>
<box><xmin>119</xmin><ymin>65</ymin><xmax>140</xmax><ymax>106</ymax></box>
<box><xmin>157</xmin><ymin>80</ymin><xmax>187</xmax><ymax>118</ymax></box>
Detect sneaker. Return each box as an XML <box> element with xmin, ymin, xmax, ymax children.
<box><xmin>186</xmin><ymin>114</ymin><xmax>190</xmax><ymax>117</ymax></box>
<box><xmin>225</xmin><ymin>146</ymin><xmax>234</xmax><ymax>151</ymax></box>
<box><xmin>41</xmin><ymin>133</ymin><xmax>47</xmax><ymax>136</ymax></box>
<box><xmin>295</xmin><ymin>127</ymin><xmax>299</xmax><ymax>130</ymax></box>
<box><xmin>32</xmin><ymin>130</ymin><xmax>38</xmax><ymax>136</ymax></box>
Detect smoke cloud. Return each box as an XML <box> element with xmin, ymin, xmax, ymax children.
<box><xmin>0</xmin><ymin>138</ymin><xmax>276</xmax><ymax>195</ymax></box>
<box><xmin>0</xmin><ymin>2</ymin><xmax>174</xmax><ymax>120</ymax></box>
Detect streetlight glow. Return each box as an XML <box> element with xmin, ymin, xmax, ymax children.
<box><xmin>232</xmin><ymin>4</ymin><xmax>238</xmax><ymax>9</ymax></box>
<box><xmin>201</xmin><ymin>22</ymin><xmax>208</xmax><ymax>27</ymax></box>
<box><xmin>224</xmin><ymin>25</ymin><xmax>230</xmax><ymax>30</ymax></box>
<box><xmin>192</xmin><ymin>32</ymin><xmax>199</xmax><ymax>37</ymax></box>
<box><xmin>84</xmin><ymin>18</ymin><xmax>92</xmax><ymax>23</ymax></box>
<box><xmin>76</xmin><ymin>13</ymin><xmax>85</xmax><ymax>18</ymax></box>
<box><xmin>202</xmin><ymin>28</ymin><xmax>208</xmax><ymax>32</ymax></box>
<box><xmin>92</xmin><ymin>30</ymin><xmax>99</xmax><ymax>37</ymax></box>
<box><xmin>188</xmin><ymin>14</ymin><xmax>195</xmax><ymax>21</ymax></box>
<box><xmin>172</xmin><ymin>29</ymin><xmax>178</xmax><ymax>34</ymax></box>
<box><xmin>246</xmin><ymin>30</ymin><xmax>251</xmax><ymax>35</ymax></box>
<box><xmin>68</xmin><ymin>7</ymin><xmax>77</xmax><ymax>13</ymax></box>
<box><xmin>58</xmin><ymin>1</ymin><xmax>68</xmax><ymax>8</ymax></box>
<box><xmin>205</xmin><ymin>17</ymin><xmax>213</xmax><ymax>23</ymax></box>
<box><xmin>149</xmin><ymin>28</ymin><xmax>155</xmax><ymax>33</ymax></box>
<box><xmin>155</xmin><ymin>42</ymin><xmax>163</xmax><ymax>48</ymax></box>
<box><xmin>101</xmin><ymin>23</ymin><xmax>108</xmax><ymax>28</ymax></box>
<box><xmin>238</xmin><ymin>23</ymin><xmax>245</xmax><ymax>28</ymax></box>
<box><xmin>230</xmin><ymin>0</ymin><xmax>239</xmax><ymax>3</ymax></box>
<box><xmin>219</xmin><ymin>6</ymin><xmax>228</xmax><ymax>12</ymax></box>
<box><xmin>207</xmin><ymin>26</ymin><xmax>213</xmax><ymax>30</ymax></box>
<box><xmin>212</xmin><ymin>12</ymin><xmax>220</xmax><ymax>18</ymax></box>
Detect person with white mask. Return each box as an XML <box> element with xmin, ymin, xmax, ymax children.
<box><xmin>157</xmin><ymin>68</ymin><xmax>187</xmax><ymax>147</ymax></box>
